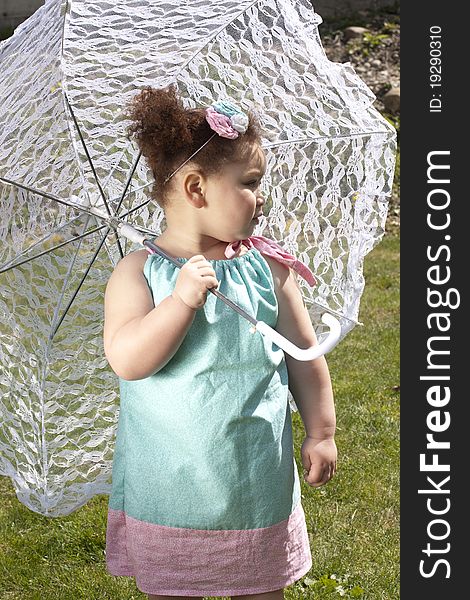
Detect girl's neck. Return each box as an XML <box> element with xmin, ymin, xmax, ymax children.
<box><xmin>152</xmin><ymin>232</ymin><xmax>249</xmax><ymax>261</ymax></box>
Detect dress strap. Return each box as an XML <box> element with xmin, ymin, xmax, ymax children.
<box><xmin>225</xmin><ymin>236</ymin><xmax>316</xmax><ymax>287</ymax></box>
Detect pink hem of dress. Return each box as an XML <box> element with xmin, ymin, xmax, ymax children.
<box><xmin>106</xmin><ymin>563</ymin><xmax>313</xmax><ymax>597</ymax></box>
<box><xmin>106</xmin><ymin>500</ymin><xmax>312</xmax><ymax>596</ymax></box>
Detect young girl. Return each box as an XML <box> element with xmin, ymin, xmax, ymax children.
<box><xmin>103</xmin><ymin>84</ymin><xmax>337</xmax><ymax>600</ymax></box>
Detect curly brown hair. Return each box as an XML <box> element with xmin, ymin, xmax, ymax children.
<box><xmin>125</xmin><ymin>84</ymin><xmax>265</xmax><ymax>210</ymax></box>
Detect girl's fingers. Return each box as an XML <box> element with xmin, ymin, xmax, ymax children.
<box><xmin>304</xmin><ymin>465</ymin><xmax>323</xmax><ymax>486</ymax></box>
<box><xmin>188</xmin><ymin>256</ymin><xmax>216</xmax><ymax>272</ymax></box>
<box><xmin>305</xmin><ymin>463</ymin><xmax>322</xmax><ymax>483</ymax></box>
<box><xmin>324</xmin><ymin>463</ymin><xmax>335</xmax><ymax>481</ymax></box>
<box><xmin>196</xmin><ymin>265</ymin><xmax>217</xmax><ymax>277</ymax></box>
<box><xmin>316</xmin><ymin>468</ymin><xmax>327</xmax><ymax>485</ymax></box>
<box><xmin>188</xmin><ymin>264</ymin><xmax>219</xmax><ymax>288</ymax></box>
<box><xmin>188</xmin><ymin>254</ymin><xmax>207</xmax><ymax>263</ymax></box>
<box><xmin>304</xmin><ymin>463</ymin><xmax>336</xmax><ymax>487</ymax></box>
<box><xmin>308</xmin><ymin>470</ymin><xmax>325</xmax><ymax>487</ymax></box>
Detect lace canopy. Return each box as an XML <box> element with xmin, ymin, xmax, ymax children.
<box><xmin>0</xmin><ymin>0</ymin><xmax>397</xmax><ymax>516</ymax></box>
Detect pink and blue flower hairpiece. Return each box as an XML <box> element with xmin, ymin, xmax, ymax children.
<box><xmin>205</xmin><ymin>100</ymin><xmax>249</xmax><ymax>138</ymax></box>
<box><xmin>163</xmin><ymin>99</ymin><xmax>249</xmax><ymax>183</ymax></box>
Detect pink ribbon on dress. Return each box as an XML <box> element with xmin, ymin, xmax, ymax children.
<box><xmin>225</xmin><ymin>235</ymin><xmax>317</xmax><ymax>287</ymax></box>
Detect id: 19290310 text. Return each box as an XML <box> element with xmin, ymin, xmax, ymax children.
<box><xmin>429</xmin><ymin>25</ymin><xmax>443</xmax><ymax>113</ymax></box>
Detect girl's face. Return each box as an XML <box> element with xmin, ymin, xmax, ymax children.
<box><xmin>204</xmin><ymin>144</ymin><xmax>267</xmax><ymax>243</ymax></box>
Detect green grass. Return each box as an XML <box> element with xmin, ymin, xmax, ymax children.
<box><xmin>0</xmin><ymin>231</ymin><xmax>399</xmax><ymax>599</ymax></box>
<box><xmin>290</xmin><ymin>232</ymin><xmax>399</xmax><ymax>599</ymax></box>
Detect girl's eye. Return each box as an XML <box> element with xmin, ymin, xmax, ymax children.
<box><xmin>244</xmin><ymin>180</ymin><xmax>258</xmax><ymax>187</ymax></box>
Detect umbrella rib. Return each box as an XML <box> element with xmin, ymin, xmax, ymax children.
<box><xmin>261</xmin><ymin>129</ymin><xmax>393</xmax><ymax>149</ymax></box>
<box><xmin>110</xmin><ymin>179</ymin><xmax>154</xmax><ymax>201</ymax></box>
<box><xmin>0</xmin><ymin>175</ymin><xmax>153</xmax><ymax>239</ymax></box>
<box><xmin>303</xmin><ymin>297</ymin><xmax>363</xmax><ymax>326</ymax></box>
<box><xmin>115</xmin><ymin>150</ymin><xmax>143</xmax><ymax>215</ymax></box>
<box><xmin>0</xmin><ymin>203</ymin><xmax>151</xmax><ymax>272</ymax></box>
<box><xmin>100</xmin><ymin>140</ymin><xmax>142</xmax><ymax>213</ymax></box>
<box><xmin>0</xmin><ymin>222</ymin><xmax>105</xmax><ymax>274</ymax></box>
<box><xmin>50</xmin><ymin>223</ymin><xmax>111</xmax><ymax>340</ymax></box>
<box><xmin>62</xmin><ymin>92</ymin><xmax>125</xmax><ymax>260</ymax></box>
<box><xmin>0</xmin><ymin>176</ymin><xmax>124</xmax><ymax>224</ymax></box>
<box><xmin>105</xmin><ymin>129</ymin><xmax>391</xmax><ymax>205</ymax></box>
<box><xmin>0</xmin><ymin>212</ymin><xmax>86</xmax><ymax>271</ymax></box>
<box><xmin>45</xmin><ymin>213</ymin><xmax>94</xmax><ymax>345</ymax></box>
<box><xmin>0</xmin><ymin>184</ymin><xmax>152</xmax><ymax>273</ymax></box>
<box><xmin>174</xmin><ymin>0</ymin><xmax>262</xmax><ymax>80</ymax></box>
<box><xmin>62</xmin><ymin>92</ymin><xmax>110</xmax><ymax>216</ymax></box>
<box><xmin>103</xmin><ymin>147</ymin><xmax>129</xmax><ymax>189</ymax></box>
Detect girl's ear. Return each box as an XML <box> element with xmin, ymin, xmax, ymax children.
<box><xmin>182</xmin><ymin>172</ymin><xmax>206</xmax><ymax>208</ymax></box>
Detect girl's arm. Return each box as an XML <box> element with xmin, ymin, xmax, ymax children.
<box><xmin>264</xmin><ymin>256</ymin><xmax>337</xmax><ymax>486</ymax></box>
<box><xmin>103</xmin><ymin>250</ymin><xmax>197</xmax><ymax>381</ymax></box>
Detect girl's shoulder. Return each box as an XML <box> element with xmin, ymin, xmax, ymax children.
<box><xmin>106</xmin><ymin>249</ymin><xmax>152</xmax><ymax>291</ymax></box>
<box><xmin>116</xmin><ymin>248</ymin><xmax>150</xmax><ymax>271</ymax></box>
<box><xmin>259</xmin><ymin>253</ymin><xmax>304</xmax><ymax>306</ymax></box>
<box><xmin>261</xmin><ymin>253</ymin><xmax>293</xmax><ymax>287</ymax></box>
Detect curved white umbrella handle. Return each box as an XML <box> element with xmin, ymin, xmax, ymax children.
<box><xmin>255</xmin><ymin>312</ymin><xmax>341</xmax><ymax>361</ymax></box>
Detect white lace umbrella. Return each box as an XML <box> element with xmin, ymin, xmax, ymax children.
<box><xmin>0</xmin><ymin>0</ymin><xmax>397</xmax><ymax>516</ymax></box>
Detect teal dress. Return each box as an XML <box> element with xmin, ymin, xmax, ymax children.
<box><xmin>105</xmin><ymin>246</ymin><xmax>312</xmax><ymax>597</ymax></box>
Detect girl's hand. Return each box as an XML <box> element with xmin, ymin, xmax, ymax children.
<box><xmin>301</xmin><ymin>436</ymin><xmax>337</xmax><ymax>488</ymax></box>
<box><xmin>172</xmin><ymin>255</ymin><xmax>220</xmax><ymax>310</ymax></box>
